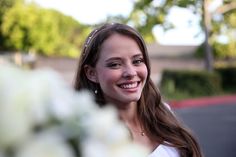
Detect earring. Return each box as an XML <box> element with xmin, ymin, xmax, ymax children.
<box><xmin>94</xmin><ymin>89</ymin><xmax>98</xmax><ymax>94</ymax></box>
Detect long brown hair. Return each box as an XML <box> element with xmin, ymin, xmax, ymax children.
<box><xmin>74</xmin><ymin>23</ymin><xmax>203</xmax><ymax>157</ymax></box>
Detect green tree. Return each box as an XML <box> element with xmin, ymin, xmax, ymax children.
<box><xmin>1</xmin><ymin>4</ymin><xmax>59</xmax><ymax>53</ymax></box>
<box><xmin>127</xmin><ymin>0</ymin><xmax>236</xmax><ymax>71</ymax></box>
<box><xmin>211</xmin><ymin>5</ymin><xmax>236</xmax><ymax>59</ymax></box>
<box><xmin>0</xmin><ymin>0</ymin><xmax>23</xmax><ymax>23</ymax></box>
<box><xmin>1</xmin><ymin>2</ymin><xmax>90</xmax><ymax>57</ymax></box>
<box><xmin>0</xmin><ymin>0</ymin><xmax>24</xmax><ymax>50</ymax></box>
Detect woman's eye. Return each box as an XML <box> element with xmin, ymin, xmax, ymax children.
<box><xmin>107</xmin><ymin>62</ymin><xmax>121</xmax><ymax>68</ymax></box>
<box><xmin>133</xmin><ymin>58</ymin><xmax>144</xmax><ymax>65</ymax></box>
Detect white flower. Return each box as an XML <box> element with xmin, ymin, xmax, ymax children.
<box><xmin>0</xmin><ymin>151</ymin><xmax>5</xmax><ymax>157</ymax></box>
<box><xmin>15</xmin><ymin>132</ymin><xmax>75</xmax><ymax>157</ymax></box>
<box><xmin>73</xmin><ymin>90</ymin><xmax>100</xmax><ymax>116</ymax></box>
<box><xmin>0</xmin><ymin>64</ymin><xmax>148</xmax><ymax>157</ymax></box>
<box><xmin>0</xmin><ymin>65</ymin><xmax>33</xmax><ymax>148</ymax></box>
<box><xmin>80</xmin><ymin>106</ymin><xmax>130</xmax><ymax>144</ymax></box>
<box><xmin>82</xmin><ymin>139</ymin><xmax>109</xmax><ymax>157</ymax></box>
<box><xmin>79</xmin><ymin>105</ymin><xmax>149</xmax><ymax>157</ymax></box>
<box><xmin>35</xmin><ymin>70</ymin><xmax>77</xmax><ymax>121</ymax></box>
<box><xmin>27</xmin><ymin>69</ymin><xmax>74</xmax><ymax>124</ymax></box>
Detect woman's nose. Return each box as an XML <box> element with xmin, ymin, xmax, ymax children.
<box><xmin>122</xmin><ymin>65</ymin><xmax>137</xmax><ymax>78</ymax></box>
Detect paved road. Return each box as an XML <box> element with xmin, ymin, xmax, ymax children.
<box><xmin>175</xmin><ymin>103</ymin><xmax>236</xmax><ymax>157</ymax></box>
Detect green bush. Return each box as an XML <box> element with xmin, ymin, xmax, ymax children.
<box><xmin>215</xmin><ymin>66</ymin><xmax>236</xmax><ymax>92</ymax></box>
<box><xmin>212</xmin><ymin>41</ymin><xmax>236</xmax><ymax>59</ymax></box>
<box><xmin>160</xmin><ymin>70</ymin><xmax>222</xmax><ymax>100</ymax></box>
<box><xmin>1</xmin><ymin>3</ymin><xmax>89</xmax><ymax>58</ymax></box>
<box><xmin>194</xmin><ymin>41</ymin><xmax>236</xmax><ymax>60</ymax></box>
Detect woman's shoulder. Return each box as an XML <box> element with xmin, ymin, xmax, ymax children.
<box><xmin>148</xmin><ymin>144</ymin><xmax>180</xmax><ymax>157</ymax></box>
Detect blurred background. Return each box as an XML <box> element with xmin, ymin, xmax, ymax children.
<box><xmin>1</xmin><ymin>0</ymin><xmax>236</xmax><ymax>95</ymax></box>
<box><xmin>0</xmin><ymin>0</ymin><xmax>236</xmax><ymax>156</ymax></box>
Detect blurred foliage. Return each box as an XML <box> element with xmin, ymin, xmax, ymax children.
<box><xmin>0</xmin><ymin>0</ymin><xmax>23</xmax><ymax>49</ymax></box>
<box><xmin>127</xmin><ymin>0</ymin><xmax>199</xmax><ymax>43</ymax></box>
<box><xmin>196</xmin><ymin>38</ymin><xmax>236</xmax><ymax>59</ymax></box>
<box><xmin>212</xmin><ymin>40</ymin><xmax>236</xmax><ymax>58</ymax></box>
<box><xmin>0</xmin><ymin>0</ymin><xmax>23</xmax><ymax>23</ymax></box>
<box><xmin>214</xmin><ymin>59</ymin><xmax>236</xmax><ymax>68</ymax></box>
<box><xmin>160</xmin><ymin>69</ymin><xmax>222</xmax><ymax>100</ymax></box>
<box><xmin>1</xmin><ymin>0</ymin><xmax>235</xmax><ymax>58</ymax></box>
<box><xmin>215</xmin><ymin>66</ymin><xmax>236</xmax><ymax>93</ymax></box>
<box><xmin>126</xmin><ymin>0</ymin><xmax>236</xmax><ymax>59</ymax></box>
<box><xmin>0</xmin><ymin>0</ymin><xmax>91</xmax><ymax>58</ymax></box>
<box><xmin>160</xmin><ymin>65</ymin><xmax>236</xmax><ymax>100</ymax></box>
<box><xmin>210</xmin><ymin>11</ymin><xmax>236</xmax><ymax>59</ymax></box>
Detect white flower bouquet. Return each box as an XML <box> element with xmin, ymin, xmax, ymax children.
<box><xmin>0</xmin><ymin>65</ymin><xmax>148</xmax><ymax>157</ymax></box>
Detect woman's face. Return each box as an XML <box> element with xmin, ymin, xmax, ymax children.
<box><xmin>88</xmin><ymin>33</ymin><xmax>148</xmax><ymax>106</ymax></box>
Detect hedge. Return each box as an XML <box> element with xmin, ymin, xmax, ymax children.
<box><xmin>160</xmin><ymin>70</ymin><xmax>222</xmax><ymax>100</ymax></box>
<box><xmin>215</xmin><ymin>67</ymin><xmax>236</xmax><ymax>92</ymax></box>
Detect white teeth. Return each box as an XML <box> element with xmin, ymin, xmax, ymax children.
<box><xmin>120</xmin><ymin>82</ymin><xmax>138</xmax><ymax>89</ymax></box>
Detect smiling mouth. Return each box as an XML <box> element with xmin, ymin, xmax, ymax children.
<box><xmin>118</xmin><ymin>82</ymin><xmax>140</xmax><ymax>89</ymax></box>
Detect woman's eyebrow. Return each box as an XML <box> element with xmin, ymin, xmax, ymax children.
<box><xmin>105</xmin><ymin>57</ymin><xmax>122</xmax><ymax>63</ymax></box>
<box><xmin>132</xmin><ymin>54</ymin><xmax>143</xmax><ymax>58</ymax></box>
<box><xmin>105</xmin><ymin>54</ymin><xmax>143</xmax><ymax>62</ymax></box>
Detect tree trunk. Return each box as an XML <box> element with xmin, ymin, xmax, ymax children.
<box><xmin>203</xmin><ymin>0</ymin><xmax>214</xmax><ymax>72</ymax></box>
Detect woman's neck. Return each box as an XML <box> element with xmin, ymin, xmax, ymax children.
<box><xmin>115</xmin><ymin>102</ymin><xmax>159</xmax><ymax>151</ymax></box>
<box><xmin>116</xmin><ymin>102</ymin><xmax>137</xmax><ymax>122</ymax></box>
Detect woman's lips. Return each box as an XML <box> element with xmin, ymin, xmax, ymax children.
<box><xmin>118</xmin><ymin>81</ymin><xmax>140</xmax><ymax>89</ymax></box>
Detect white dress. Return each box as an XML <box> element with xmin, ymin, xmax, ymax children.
<box><xmin>148</xmin><ymin>144</ymin><xmax>180</xmax><ymax>157</ymax></box>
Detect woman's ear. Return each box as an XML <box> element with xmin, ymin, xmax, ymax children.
<box><xmin>84</xmin><ymin>65</ymin><xmax>98</xmax><ymax>83</ymax></box>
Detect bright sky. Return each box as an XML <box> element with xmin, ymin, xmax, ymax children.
<box><xmin>26</xmin><ymin>0</ymin><xmax>206</xmax><ymax>45</ymax></box>
<box><xmin>154</xmin><ymin>6</ymin><xmax>204</xmax><ymax>45</ymax></box>
<box><xmin>27</xmin><ymin>0</ymin><xmax>133</xmax><ymax>24</ymax></box>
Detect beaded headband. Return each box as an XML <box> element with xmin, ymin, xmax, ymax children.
<box><xmin>84</xmin><ymin>29</ymin><xmax>98</xmax><ymax>48</ymax></box>
<box><xmin>84</xmin><ymin>23</ymin><xmax>115</xmax><ymax>48</ymax></box>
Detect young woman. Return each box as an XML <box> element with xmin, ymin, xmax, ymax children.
<box><xmin>74</xmin><ymin>23</ymin><xmax>203</xmax><ymax>157</ymax></box>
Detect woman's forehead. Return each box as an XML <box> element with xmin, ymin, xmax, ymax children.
<box><xmin>99</xmin><ymin>34</ymin><xmax>142</xmax><ymax>56</ymax></box>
